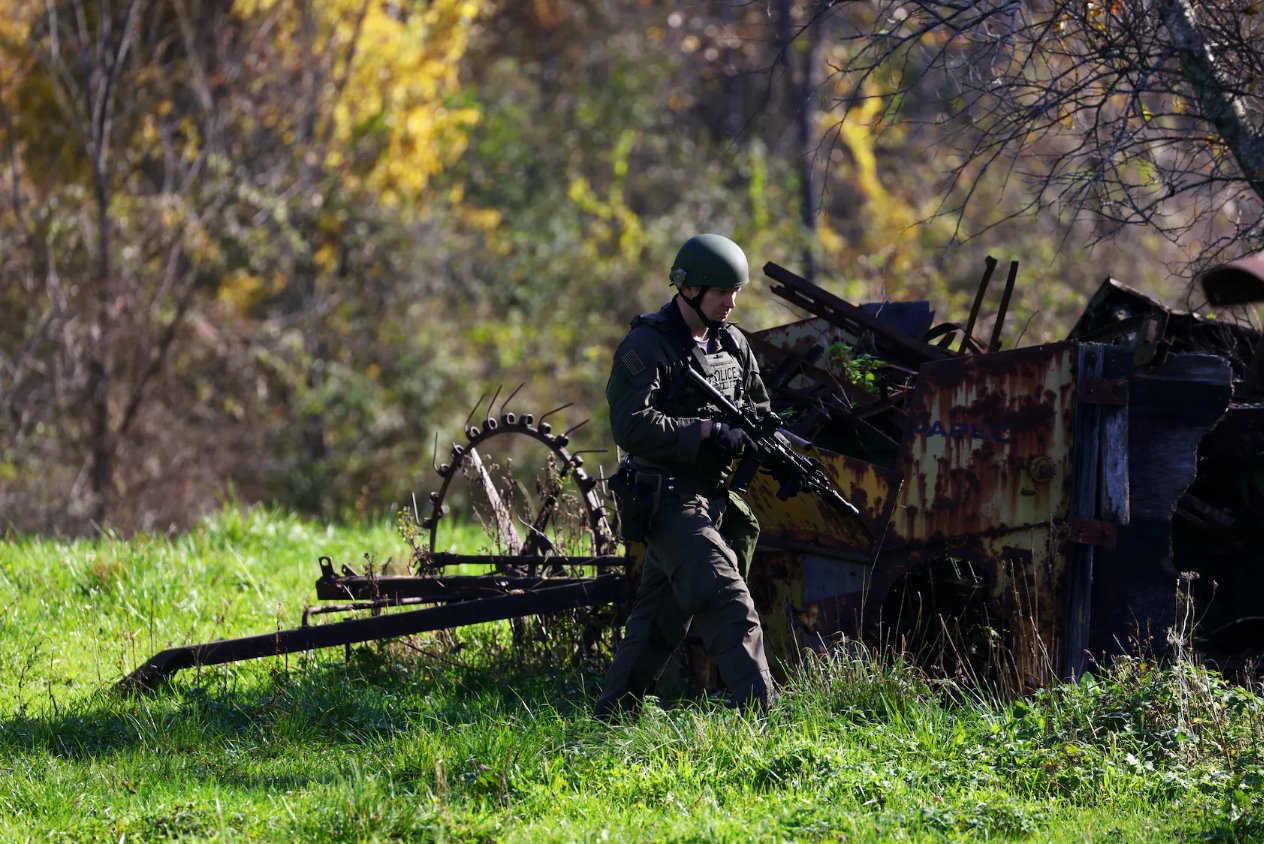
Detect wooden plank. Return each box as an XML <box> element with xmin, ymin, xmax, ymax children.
<box><xmin>1100</xmin><ymin>405</ymin><xmax>1130</xmax><ymax>526</ymax></box>
<box><xmin>1064</xmin><ymin>345</ymin><xmax>1104</xmax><ymax>680</ymax></box>
<box><xmin>467</xmin><ymin>446</ymin><xmax>523</xmax><ymax>555</ymax></box>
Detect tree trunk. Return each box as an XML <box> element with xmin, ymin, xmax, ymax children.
<box><xmin>795</xmin><ymin>9</ymin><xmax>824</xmax><ymax>284</ymax></box>
<box><xmin>87</xmin><ymin>146</ymin><xmax>114</xmax><ymax>524</ymax></box>
<box><xmin>777</xmin><ymin>0</ymin><xmax>824</xmax><ymax>283</ymax></box>
<box><xmin>80</xmin><ymin>0</ymin><xmax>143</xmax><ymax>527</ymax></box>
<box><xmin>1156</xmin><ymin>0</ymin><xmax>1264</xmax><ymax>206</ymax></box>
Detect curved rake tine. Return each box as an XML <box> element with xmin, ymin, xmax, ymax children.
<box><xmin>498</xmin><ymin>383</ymin><xmax>526</xmax><ymax>418</ymax></box>
<box><xmin>561</xmin><ymin>418</ymin><xmax>590</xmax><ymax>438</ymax></box>
<box><xmin>430</xmin><ymin>431</ymin><xmax>441</xmax><ymax>472</ymax></box>
<box><xmin>463</xmin><ymin>391</ymin><xmax>490</xmax><ymax>428</ymax></box>
<box><xmin>538</xmin><ymin>402</ymin><xmax>573</xmax><ymax>425</ymax></box>
<box><xmin>486</xmin><ymin>384</ymin><xmax>503</xmax><ymax>421</ymax></box>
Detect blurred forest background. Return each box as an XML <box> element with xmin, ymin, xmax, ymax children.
<box><xmin>2</xmin><ymin>0</ymin><xmax>1260</xmax><ymax>534</ymax></box>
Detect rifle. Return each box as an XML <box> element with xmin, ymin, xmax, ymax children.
<box><xmin>684</xmin><ymin>366</ymin><xmax>860</xmax><ymax>517</ymax></box>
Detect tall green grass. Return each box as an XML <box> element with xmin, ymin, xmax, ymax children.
<box><xmin>2</xmin><ymin>507</ymin><xmax>1262</xmax><ymax>842</ymax></box>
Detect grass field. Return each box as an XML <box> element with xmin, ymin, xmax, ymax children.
<box><xmin>2</xmin><ymin>507</ymin><xmax>1262</xmax><ymax>842</ymax></box>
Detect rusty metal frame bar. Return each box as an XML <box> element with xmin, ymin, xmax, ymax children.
<box><xmin>961</xmin><ymin>255</ymin><xmax>998</xmax><ymax>353</ymax></box>
<box><xmin>424</xmin><ymin>553</ymin><xmax>623</xmax><ymax>570</ymax></box>
<box><xmin>763</xmin><ymin>262</ymin><xmax>953</xmax><ymax>365</ymax></box>
<box><xmin>120</xmin><ymin>574</ymin><xmax>625</xmax><ymax>693</ymax></box>
<box><xmin>316</xmin><ymin>573</ymin><xmax>621</xmax><ymax>602</ymax></box>
<box><xmin>988</xmin><ymin>260</ymin><xmax>1019</xmax><ymax>352</ymax></box>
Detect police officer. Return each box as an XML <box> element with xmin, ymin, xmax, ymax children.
<box><xmin>594</xmin><ymin>233</ymin><xmax>777</xmax><ymax>718</ymax></box>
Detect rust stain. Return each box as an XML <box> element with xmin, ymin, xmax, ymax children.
<box><xmin>746</xmin><ymin>449</ymin><xmax>899</xmax><ymax>558</ymax></box>
<box><xmin>893</xmin><ymin>343</ymin><xmax>1077</xmax><ymax>543</ymax></box>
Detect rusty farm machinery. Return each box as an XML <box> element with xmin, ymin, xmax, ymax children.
<box><xmin>121</xmin><ymin>255</ymin><xmax>1264</xmax><ymax>693</ymax></box>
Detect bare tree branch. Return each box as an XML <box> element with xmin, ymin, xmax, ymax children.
<box><xmin>814</xmin><ymin>0</ymin><xmax>1264</xmax><ymax>270</ymax></box>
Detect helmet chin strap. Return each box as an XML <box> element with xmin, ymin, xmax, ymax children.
<box><xmin>677</xmin><ymin>289</ymin><xmax>724</xmax><ymax>332</ymax></box>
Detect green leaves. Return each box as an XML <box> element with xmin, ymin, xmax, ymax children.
<box><xmin>825</xmin><ymin>341</ymin><xmax>884</xmax><ymax>395</ymax></box>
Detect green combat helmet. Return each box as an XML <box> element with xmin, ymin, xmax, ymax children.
<box><xmin>669</xmin><ymin>234</ymin><xmax>749</xmax><ymax>291</ymax></box>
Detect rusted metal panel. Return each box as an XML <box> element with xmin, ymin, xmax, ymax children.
<box><xmin>750</xmin><ymin>317</ymin><xmax>861</xmax><ymax>395</ymax></box>
<box><xmin>752</xmin><ymin>316</ymin><xmax>850</xmax><ymax>355</ymax></box>
<box><xmin>892</xmin><ymin>343</ymin><xmax>1078</xmax><ymax>544</ymax></box>
<box><xmin>1067</xmin><ymin>516</ymin><xmax>1119</xmax><ymax>548</ymax></box>
<box><xmin>746</xmin><ymin>451</ymin><xmax>899</xmax><ymax>561</ymax></box>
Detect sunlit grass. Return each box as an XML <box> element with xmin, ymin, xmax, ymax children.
<box><xmin>1</xmin><ymin>506</ymin><xmax>1262</xmax><ymax>842</ymax></box>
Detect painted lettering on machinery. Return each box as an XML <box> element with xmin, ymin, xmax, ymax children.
<box><xmin>908</xmin><ymin>417</ymin><xmax>1013</xmax><ymax>443</ymax></box>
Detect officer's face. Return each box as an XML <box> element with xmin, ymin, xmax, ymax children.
<box><xmin>687</xmin><ymin>286</ymin><xmax>740</xmax><ymax>323</ymax></box>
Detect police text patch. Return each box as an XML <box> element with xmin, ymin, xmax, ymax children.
<box><xmin>621</xmin><ymin>350</ymin><xmax>646</xmax><ymax>376</ymax></box>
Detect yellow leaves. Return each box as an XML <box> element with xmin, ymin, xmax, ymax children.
<box><xmin>462</xmin><ymin>207</ymin><xmax>502</xmax><ymax>230</ymax></box>
<box><xmin>233</xmin><ymin>0</ymin><xmax>489</xmax><ymax>200</ymax></box>
<box><xmin>0</xmin><ymin>1</ymin><xmax>36</xmax><ymax>49</ymax></box>
<box><xmin>815</xmin><ymin>84</ymin><xmax>951</xmax><ymax>285</ymax></box>
<box><xmin>566</xmin><ymin>130</ymin><xmax>645</xmax><ymax>262</ymax></box>
<box><xmin>748</xmin><ymin>141</ymin><xmax>769</xmax><ymax>231</ymax></box>
<box><xmin>339</xmin><ymin>0</ymin><xmax>487</xmax><ymax>197</ymax></box>
<box><xmin>836</xmin><ymin>94</ymin><xmax>892</xmax><ymax>216</ymax></box>
<box><xmin>218</xmin><ymin>270</ymin><xmax>266</xmax><ymax>312</ymax></box>
<box><xmin>568</xmin><ymin>176</ymin><xmax>603</xmax><ymax>215</ymax></box>
<box><xmin>445</xmin><ymin>182</ymin><xmax>502</xmax><ymax>236</ymax></box>
<box><xmin>161</xmin><ymin>203</ymin><xmax>185</xmax><ymax>231</ymax></box>
<box><xmin>140</xmin><ymin>110</ymin><xmax>203</xmax><ymax>165</ymax></box>
<box><xmin>314</xmin><ymin>243</ymin><xmax>338</xmax><ymax>274</ymax></box>
<box><xmin>141</xmin><ymin>115</ymin><xmax>160</xmax><ymax>147</ymax></box>
<box><xmin>816</xmin><ymin>218</ymin><xmax>846</xmax><ymax>255</ymax></box>
<box><xmin>178</xmin><ymin>115</ymin><xmax>203</xmax><ymax>162</ymax></box>
<box><xmin>1083</xmin><ymin>1</ymin><xmax>1122</xmax><ymax>31</ymax></box>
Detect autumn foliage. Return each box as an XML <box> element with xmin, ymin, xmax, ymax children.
<box><xmin>0</xmin><ymin>1</ymin><xmax>1229</xmax><ymax>533</ymax></box>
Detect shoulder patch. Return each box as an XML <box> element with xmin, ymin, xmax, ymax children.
<box><xmin>630</xmin><ymin>311</ymin><xmax>670</xmax><ymax>331</ymax></box>
<box><xmin>621</xmin><ymin>349</ymin><xmax>647</xmax><ymax>376</ymax></box>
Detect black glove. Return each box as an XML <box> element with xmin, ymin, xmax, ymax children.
<box><xmin>772</xmin><ymin>466</ymin><xmax>804</xmax><ymax>499</ymax></box>
<box><xmin>708</xmin><ymin>421</ymin><xmax>750</xmax><ymax>456</ymax></box>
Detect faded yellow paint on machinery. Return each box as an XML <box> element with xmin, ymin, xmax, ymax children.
<box><xmin>746</xmin><ymin>451</ymin><xmax>898</xmax><ymax>559</ymax></box>
<box><xmin>743</xmin><ymin>341</ymin><xmax>1085</xmax><ymax>686</ymax></box>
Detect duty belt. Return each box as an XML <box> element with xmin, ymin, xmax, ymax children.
<box><xmin>622</xmin><ymin>460</ymin><xmax>728</xmax><ymax>498</ymax></box>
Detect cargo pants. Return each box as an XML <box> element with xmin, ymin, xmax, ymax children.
<box><xmin>594</xmin><ymin>487</ymin><xmax>775</xmax><ymax>717</ymax></box>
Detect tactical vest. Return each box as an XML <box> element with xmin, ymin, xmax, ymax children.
<box><xmin>631</xmin><ymin>310</ymin><xmax>747</xmax><ymax>419</ymax></box>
